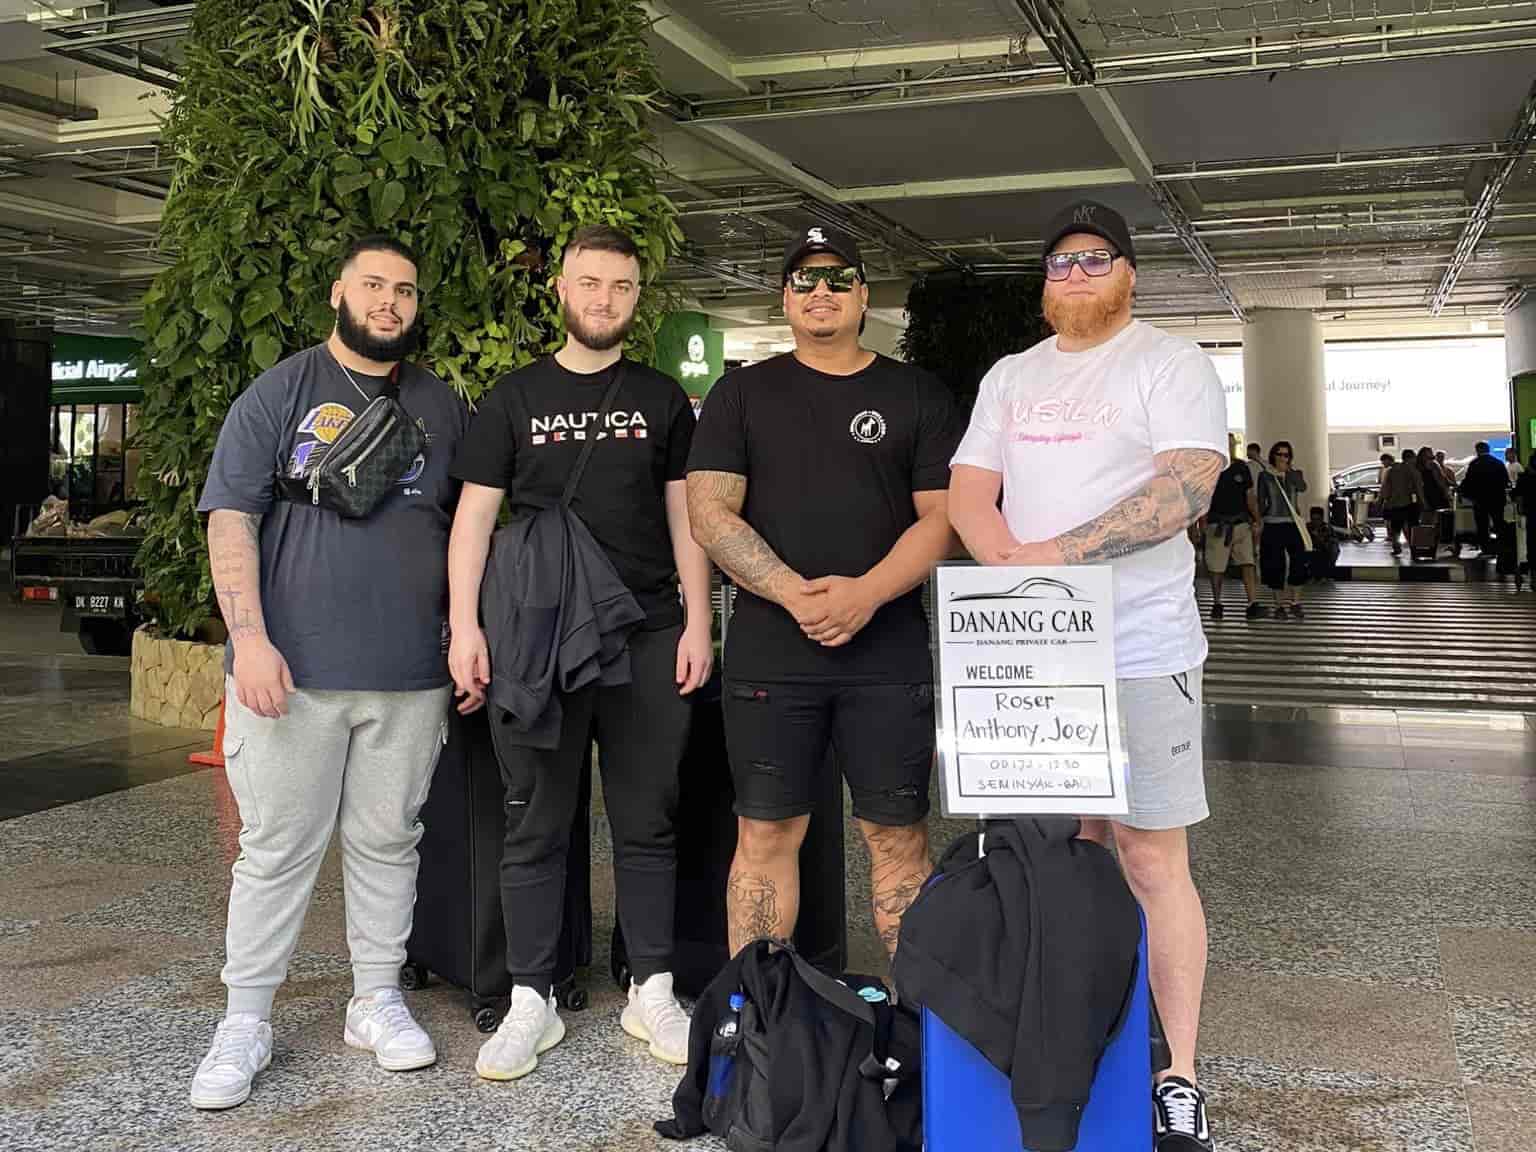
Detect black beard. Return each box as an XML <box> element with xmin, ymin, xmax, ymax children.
<box><xmin>562</xmin><ymin>302</ymin><xmax>632</xmax><ymax>352</ymax></box>
<box><xmin>335</xmin><ymin>297</ymin><xmax>421</xmax><ymax>362</ymax></box>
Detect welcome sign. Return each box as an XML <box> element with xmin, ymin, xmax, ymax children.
<box><xmin>932</xmin><ymin>564</ymin><xmax>1129</xmax><ymax>817</ymax></box>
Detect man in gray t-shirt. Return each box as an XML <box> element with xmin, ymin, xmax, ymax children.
<box><xmin>188</xmin><ymin>236</ymin><xmax>465</xmax><ymax>1112</ymax></box>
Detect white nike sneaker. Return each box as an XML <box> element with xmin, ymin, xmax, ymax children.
<box><xmin>621</xmin><ymin>972</ymin><xmax>691</xmax><ymax>1066</ymax></box>
<box><xmin>343</xmin><ymin>988</ymin><xmax>437</xmax><ymax>1071</ymax></box>
<box><xmin>189</xmin><ymin>1013</ymin><xmax>273</xmax><ymax>1110</ymax></box>
<box><xmin>476</xmin><ymin>985</ymin><xmax>564</xmax><ymax>1081</ymax></box>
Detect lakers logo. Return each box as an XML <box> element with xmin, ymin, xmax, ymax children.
<box><xmin>296</xmin><ymin>403</ymin><xmax>355</xmax><ymax>445</ymax></box>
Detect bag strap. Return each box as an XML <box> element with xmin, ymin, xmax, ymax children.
<box><xmin>560</xmin><ymin>361</ymin><xmax>626</xmax><ymax>508</ymax></box>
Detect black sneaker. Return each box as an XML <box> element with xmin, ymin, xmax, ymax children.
<box><xmin>1155</xmin><ymin>1076</ymin><xmax>1215</xmax><ymax>1151</ymax></box>
<box><xmin>1210</xmin><ymin>602</ymin><xmax>1225</xmax><ymax>620</ymax></box>
<box><xmin>1244</xmin><ymin>602</ymin><xmax>1267</xmax><ymax>620</ymax></box>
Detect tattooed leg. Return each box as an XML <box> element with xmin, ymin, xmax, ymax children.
<box><xmin>861</xmin><ymin>820</ymin><xmax>931</xmax><ymax>958</ymax></box>
<box><xmin>728</xmin><ymin>815</ymin><xmax>809</xmax><ymax>955</ymax></box>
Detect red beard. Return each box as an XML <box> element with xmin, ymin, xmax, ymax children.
<box><xmin>1043</xmin><ymin>274</ymin><xmax>1133</xmax><ymax>341</ymax></box>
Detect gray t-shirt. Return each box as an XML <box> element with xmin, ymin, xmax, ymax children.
<box><xmin>198</xmin><ymin>344</ymin><xmax>468</xmax><ymax>691</ymax></box>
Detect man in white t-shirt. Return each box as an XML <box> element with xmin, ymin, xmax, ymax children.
<box><xmin>948</xmin><ymin>201</ymin><xmax>1227</xmax><ymax>1152</ymax></box>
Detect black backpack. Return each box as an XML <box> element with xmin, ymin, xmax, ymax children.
<box><xmin>661</xmin><ymin>940</ymin><xmax>921</xmax><ymax>1152</ymax></box>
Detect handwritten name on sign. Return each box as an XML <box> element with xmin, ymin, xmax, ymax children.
<box><xmin>933</xmin><ymin>565</ymin><xmax>1128</xmax><ymax>817</ymax></box>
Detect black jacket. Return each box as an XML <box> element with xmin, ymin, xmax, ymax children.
<box><xmin>1517</xmin><ymin>467</ymin><xmax>1536</xmax><ymax>515</ymax></box>
<box><xmin>480</xmin><ymin>504</ymin><xmax>645</xmax><ymax>748</ymax></box>
<box><xmin>659</xmin><ymin>942</ymin><xmax>921</xmax><ymax>1152</ymax></box>
<box><xmin>1462</xmin><ymin>453</ymin><xmax>1511</xmax><ymax>509</ymax></box>
<box><xmin>892</xmin><ymin>818</ymin><xmax>1141</xmax><ymax>1152</ymax></box>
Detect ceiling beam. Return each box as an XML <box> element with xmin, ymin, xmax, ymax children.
<box><xmin>1429</xmin><ymin>77</ymin><xmax>1536</xmax><ymax>314</ymax></box>
<box><xmin>639</xmin><ymin>1</ymin><xmax>749</xmax><ymax>94</ymax></box>
<box><xmin>1077</xmin><ymin>87</ymin><xmax>1245</xmax><ymax>320</ymax></box>
<box><xmin>732</xmin><ymin>35</ymin><xmax>1045</xmax><ymax>79</ymax></box>
<box><xmin>840</xmin><ymin>168</ymin><xmax>1135</xmax><ymax>202</ymax></box>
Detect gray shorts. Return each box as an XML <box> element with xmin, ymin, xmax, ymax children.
<box><xmin>1115</xmin><ymin>666</ymin><xmax>1208</xmax><ymax>830</ymax></box>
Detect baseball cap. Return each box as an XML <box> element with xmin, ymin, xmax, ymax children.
<box><xmin>781</xmin><ymin>225</ymin><xmax>866</xmax><ymax>283</ymax></box>
<box><xmin>1042</xmin><ymin>200</ymin><xmax>1137</xmax><ymax>267</ymax></box>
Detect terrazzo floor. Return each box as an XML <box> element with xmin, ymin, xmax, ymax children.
<box><xmin>2</xmin><ymin>633</ymin><xmax>1535</xmax><ymax>1151</ymax></box>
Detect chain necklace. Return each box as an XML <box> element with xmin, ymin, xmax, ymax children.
<box><xmin>330</xmin><ymin>348</ymin><xmax>390</xmax><ymax>404</ymax></box>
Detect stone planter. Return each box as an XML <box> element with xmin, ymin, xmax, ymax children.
<box><xmin>130</xmin><ymin>627</ymin><xmax>225</xmax><ymax>730</ymax></box>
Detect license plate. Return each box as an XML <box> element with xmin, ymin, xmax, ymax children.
<box><xmin>73</xmin><ymin>593</ymin><xmax>127</xmax><ymax>618</ymax></box>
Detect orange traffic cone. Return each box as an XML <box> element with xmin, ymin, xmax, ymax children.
<box><xmin>188</xmin><ymin>695</ymin><xmax>226</xmax><ymax>768</ymax></box>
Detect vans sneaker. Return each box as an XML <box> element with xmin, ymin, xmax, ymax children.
<box><xmin>189</xmin><ymin>1013</ymin><xmax>272</xmax><ymax>1110</ymax></box>
<box><xmin>621</xmin><ymin>972</ymin><xmax>691</xmax><ymax>1066</ymax></box>
<box><xmin>476</xmin><ymin>985</ymin><xmax>564</xmax><ymax>1081</ymax></box>
<box><xmin>1155</xmin><ymin>1075</ymin><xmax>1215</xmax><ymax>1151</ymax></box>
<box><xmin>344</xmin><ymin>988</ymin><xmax>436</xmax><ymax>1071</ymax></box>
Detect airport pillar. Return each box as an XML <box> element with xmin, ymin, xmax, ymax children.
<box><xmin>1243</xmin><ymin>309</ymin><xmax>1330</xmax><ymax>514</ymax></box>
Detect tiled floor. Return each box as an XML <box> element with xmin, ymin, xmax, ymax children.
<box><xmin>1</xmin><ymin>620</ymin><xmax>1534</xmax><ymax>1149</ymax></box>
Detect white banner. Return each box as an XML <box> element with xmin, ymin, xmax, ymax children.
<box><xmin>1210</xmin><ymin>338</ymin><xmax>1509</xmax><ymax>431</ymax></box>
<box><xmin>933</xmin><ymin>565</ymin><xmax>1128</xmax><ymax>817</ymax></box>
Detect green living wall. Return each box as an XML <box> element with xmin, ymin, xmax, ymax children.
<box><xmin>136</xmin><ymin>0</ymin><xmax>678</xmax><ymax>639</ymax></box>
<box><xmin>898</xmin><ymin>270</ymin><xmax>1049</xmax><ymax>411</ymax></box>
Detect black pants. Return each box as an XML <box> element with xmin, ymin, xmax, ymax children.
<box><xmin>1386</xmin><ymin>508</ymin><xmax>1416</xmax><ymax>547</ymax></box>
<box><xmin>1260</xmin><ymin>522</ymin><xmax>1308</xmax><ymax>590</ymax></box>
<box><xmin>492</xmin><ymin>624</ymin><xmax>691</xmax><ymax>997</ymax></box>
<box><xmin>1473</xmin><ymin>502</ymin><xmax>1506</xmax><ymax>553</ymax></box>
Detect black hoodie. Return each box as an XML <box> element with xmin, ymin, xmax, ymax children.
<box><xmin>892</xmin><ymin>817</ymin><xmax>1141</xmax><ymax>1152</ymax></box>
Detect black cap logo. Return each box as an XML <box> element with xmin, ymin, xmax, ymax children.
<box><xmin>1072</xmin><ymin>205</ymin><xmax>1096</xmax><ymax>225</ymax></box>
<box><xmin>806</xmin><ymin>227</ymin><xmax>827</xmax><ymax>244</ymax></box>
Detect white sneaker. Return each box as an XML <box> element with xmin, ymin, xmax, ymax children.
<box><xmin>343</xmin><ymin>988</ymin><xmax>437</xmax><ymax>1071</ymax></box>
<box><xmin>476</xmin><ymin>985</ymin><xmax>564</xmax><ymax>1081</ymax></box>
<box><xmin>621</xmin><ymin>972</ymin><xmax>691</xmax><ymax>1066</ymax></box>
<box><xmin>189</xmin><ymin>1013</ymin><xmax>273</xmax><ymax>1110</ymax></box>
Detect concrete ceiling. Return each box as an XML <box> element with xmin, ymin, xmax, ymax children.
<box><xmin>0</xmin><ymin>0</ymin><xmax>1528</xmax><ymax>337</ymax></box>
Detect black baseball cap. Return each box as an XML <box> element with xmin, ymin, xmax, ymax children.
<box><xmin>781</xmin><ymin>225</ymin><xmax>866</xmax><ymax>283</ymax></box>
<box><xmin>1042</xmin><ymin>200</ymin><xmax>1137</xmax><ymax>267</ymax></box>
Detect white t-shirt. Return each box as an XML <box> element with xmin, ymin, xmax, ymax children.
<box><xmin>951</xmin><ymin>320</ymin><xmax>1228</xmax><ymax>679</ymax></box>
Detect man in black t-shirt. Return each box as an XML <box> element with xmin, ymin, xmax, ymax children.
<box><xmin>448</xmin><ymin>225</ymin><xmax>712</xmax><ymax>1080</ymax></box>
<box><xmin>687</xmin><ymin>225</ymin><xmax>960</xmax><ymax>960</ymax></box>
<box><xmin>1200</xmin><ymin>436</ymin><xmax>1265</xmax><ymax>620</ymax></box>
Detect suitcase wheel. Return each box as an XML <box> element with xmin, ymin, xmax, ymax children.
<box><xmin>472</xmin><ymin>1002</ymin><xmax>503</xmax><ymax>1033</ymax></box>
<box><xmin>554</xmin><ymin>975</ymin><xmax>588</xmax><ymax>1012</ymax></box>
<box><xmin>399</xmin><ymin>962</ymin><xmax>430</xmax><ymax>991</ymax></box>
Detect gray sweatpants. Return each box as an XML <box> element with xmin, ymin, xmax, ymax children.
<box><xmin>220</xmin><ymin>679</ymin><xmax>451</xmax><ymax>1018</ymax></box>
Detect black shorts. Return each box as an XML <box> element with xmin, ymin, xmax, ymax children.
<box><xmin>723</xmin><ymin>679</ymin><xmax>935</xmax><ymax>827</ymax></box>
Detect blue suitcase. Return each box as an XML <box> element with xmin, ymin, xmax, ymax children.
<box><xmin>922</xmin><ymin>908</ymin><xmax>1152</xmax><ymax>1152</ymax></box>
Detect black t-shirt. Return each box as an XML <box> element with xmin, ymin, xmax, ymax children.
<box><xmin>1207</xmin><ymin>459</ymin><xmax>1253</xmax><ymax>522</ymax></box>
<box><xmin>687</xmin><ymin>352</ymin><xmax>960</xmax><ymax>683</ymax></box>
<box><xmin>450</xmin><ymin>356</ymin><xmax>695</xmax><ymax>628</ymax></box>
<box><xmin>197</xmin><ymin>346</ymin><xmax>468</xmax><ymax>691</ymax></box>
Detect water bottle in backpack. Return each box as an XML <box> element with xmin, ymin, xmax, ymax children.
<box><xmin>705</xmin><ymin>992</ymin><xmax>746</xmax><ymax>1105</ymax></box>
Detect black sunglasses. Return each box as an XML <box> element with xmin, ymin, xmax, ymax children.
<box><xmin>787</xmin><ymin>265</ymin><xmax>860</xmax><ymax>294</ymax></box>
<box><xmin>1043</xmin><ymin>249</ymin><xmax>1120</xmax><ymax>281</ymax></box>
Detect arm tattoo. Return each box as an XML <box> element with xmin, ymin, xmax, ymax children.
<box><xmin>1056</xmin><ymin>449</ymin><xmax>1224</xmax><ymax>564</ymax></box>
<box><xmin>208</xmin><ymin>511</ymin><xmax>268</xmax><ymax>643</ymax></box>
<box><xmin>686</xmin><ymin>470</ymin><xmax>797</xmax><ymax>603</ymax></box>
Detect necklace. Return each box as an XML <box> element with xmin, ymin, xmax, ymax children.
<box><xmin>331</xmin><ymin>349</ymin><xmax>388</xmax><ymax>404</ymax></box>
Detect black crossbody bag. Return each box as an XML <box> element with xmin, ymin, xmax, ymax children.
<box><xmin>275</xmin><ymin>361</ymin><xmax>427</xmax><ymax>518</ymax></box>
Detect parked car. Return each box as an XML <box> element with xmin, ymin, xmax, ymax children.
<box><xmin>1331</xmin><ymin>460</ymin><xmax>1385</xmax><ymax>496</ymax></box>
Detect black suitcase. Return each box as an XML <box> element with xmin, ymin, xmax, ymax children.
<box><xmin>1497</xmin><ymin>522</ymin><xmax>1519</xmax><ymax>577</ymax></box>
<box><xmin>610</xmin><ymin>672</ymin><xmax>848</xmax><ymax>999</ymax></box>
<box><xmin>404</xmin><ymin>707</ymin><xmax>592</xmax><ymax>1032</ymax></box>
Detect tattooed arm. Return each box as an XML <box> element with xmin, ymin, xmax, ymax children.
<box><xmin>1012</xmin><ymin>448</ymin><xmax>1226</xmax><ymax>565</ymax></box>
<box><xmin>207</xmin><ymin>509</ymin><xmax>293</xmax><ymax>718</ymax></box>
<box><xmin>686</xmin><ymin>470</ymin><xmax>812</xmax><ymax>617</ymax></box>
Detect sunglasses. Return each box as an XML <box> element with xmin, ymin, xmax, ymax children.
<box><xmin>1043</xmin><ymin>249</ymin><xmax>1120</xmax><ymax>281</ymax></box>
<box><xmin>787</xmin><ymin>265</ymin><xmax>860</xmax><ymax>294</ymax></box>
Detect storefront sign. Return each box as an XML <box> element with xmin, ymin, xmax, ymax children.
<box><xmin>933</xmin><ymin>564</ymin><xmax>1128</xmax><ymax>817</ymax></box>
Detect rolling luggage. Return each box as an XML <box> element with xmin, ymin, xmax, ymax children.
<box><xmin>923</xmin><ymin>909</ymin><xmax>1154</xmax><ymax>1152</ymax></box>
<box><xmin>1497</xmin><ymin>517</ymin><xmax>1520</xmax><ymax>577</ymax></box>
<box><xmin>1409</xmin><ymin>523</ymin><xmax>1439</xmax><ymax>561</ymax></box>
<box><xmin>610</xmin><ymin>670</ymin><xmax>848</xmax><ymax>999</ymax></box>
<box><xmin>404</xmin><ymin>707</ymin><xmax>592</xmax><ymax>1032</ymax></box>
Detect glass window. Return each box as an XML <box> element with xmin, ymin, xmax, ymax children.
<box><xmin>95</xmin><ymin>403</ymin><xmax>125</xmax><ymax>509</ymax></box>
<box><xmin>50</xmin><ymin>406</ymin><xmax>73</xmax><ymax>499</ymax></box>
<box><xmin>124</xmin><ymin>404</ymin><xmax>142</xmax><ymax>502</ymax></box>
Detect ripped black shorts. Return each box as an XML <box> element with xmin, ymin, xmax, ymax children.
<box><xmin>722</xmin><ymin>679</ymin><xmax>935</xmax><ymax>827</ymax></box>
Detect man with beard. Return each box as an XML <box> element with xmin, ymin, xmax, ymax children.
<box><xmin>448</xmin><ymin>224</ymin><xmax>712</xmax><ymax>1081</ymax></box>
<box><xmin>190</xmin><ymin>236</ymin><xmax>466</xmax><ymax>1109</ymax></box>
<box><xmin>948</xmin><ymin>202</ymin><xmax>1227</xmax><ymax>1152</ymax></box>
<box><xmin>686</xmin><ymin>226</ymin><xmax>958</xmax><ymax>963</ymax></box>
